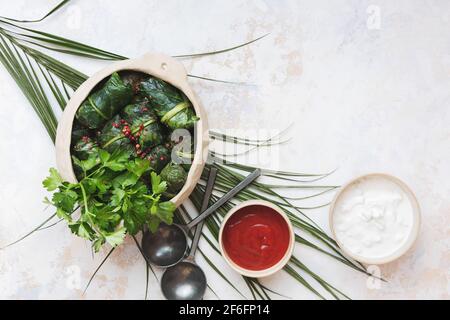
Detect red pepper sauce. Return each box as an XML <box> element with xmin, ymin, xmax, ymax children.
<box><xmin>222</xmin><ymin>205</ymin><xmax>290</xmax><ymax>271</ymax></box>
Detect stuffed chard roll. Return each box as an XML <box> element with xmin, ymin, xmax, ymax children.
<box><xmin>98</xmin><ymin>102</ymin><xmax>165</xmax><ymax>155</ymax></box>
<box><xmin>71</xmin><ymin>136</ymin><xmax>100</xmax><ymax>180</ymax></box>
<box><xmin>145</xmin><ymin>144</ymin><xmax>171</xmax><ymax>173</ymax></box>
<box><xmin>76</xmin><ymin>72</ymin><xmax>133</xmax><ymax>129</ymax></box>
<box><xmin>121</xmin><ymin>71</ymin><xmax>148</xmax><ymax>95</ymax></box>
<box><xmin>121</xmin><ymin>102</ymin><xmax>165</xmax><ymax>150</ymax></box>
<box><xmin>72</xmin><ymin>136</ymin><xmax>99</xmax><ymax>160</ymax></box>
<box><xmin>98</xmin><ymin>115</ymin><xmax>134</xmax><ymax>155</ymax></box>
<box><xmin>139</xmin><ymin>77</ymin><xmax>199</xmax><ymax>130</ymax></box>
<box><xmin>71</xmin><ymin>121</ymin><xmax>91</xmax><ymax>146</ymax></box>
<box><xmin>160</xmin><ymin>162</ymin><xmax>188</xmax><ymax>194</ymax></box>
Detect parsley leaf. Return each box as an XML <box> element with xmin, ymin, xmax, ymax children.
<box><xmin>104</xmin><ymin>150</ymin><xmax>129</xmax><ymax>171</ymax></box>
<box><xmin>154</xmin><ymin>201</ymin><xmax>176</xmax><ymax>224</ymax></box>
<box><xmin>104</xmin><ymin>227</ymin><xmax>127</xmax><ymax>247</ymax></box>
<box><xmin>69</xmin><ymin>222</ymin><xmax>94</xmax><ymax>240</ymax></box>
<box><xmin>43</xmin><ymin>168</ymin><xmax>63</xmax><ymax>191</ymax></box>
<box><xmin>98</xmin><ymin>149</ymin><xmax>111</xmax><ymax>163</ymax></box>
<box><xmin>52</xmin><ymin>189</ymin><xmax>78</xmax><ymax>212</ymax></box>
<box><xmin>110</xmin><ymin>188</ymin><xmax>126</xmax><ymax>206</ymax></box>
<box><xmin>151</xmin><ymin>171</ymin><xmax>167</xmax><ymax>195</ymax></box>
<box><xmin>43</xmin><ymin>148</ymin><xmax>177</xmax><ymax>252</ymax></box>
<box><xmin>126</xmin><ymin>158</ymin><xmax>150</xmax><ymax>178</ymax></box>
<box><xmin>147</xmin><ymin>215</ymin><xmax>162</xmax><ymax>233</ymax></box>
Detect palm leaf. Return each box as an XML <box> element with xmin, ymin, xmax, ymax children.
<box><xmin>83</xmin><ymin>247</ymin><xmax>115</xmax><ymax>295</ymax></box>
<box><xmin>176</xmin><ymin>207</ymin><xmax>248</xmax><ymax>299</ymax></box>
<box><xmin>186</xmin><ymin>74</ymin><xmax>252</xmax><ymax>85</ymax></box>
<box><xmin>0</xmin><ymin>0</ymin><xmax>70</xmax><ymax>23</ymax></box>
<box><xmin>173</xmin><ymin>33</ymin><xmax>270</xmax><ymax>58</ymax></box>
<box><xmin>0</xmin><ymin>19</ymin><xmax>126</xmax><ymax>60</ymax></box>
<box><xmin>284</xmin><ymin>264</ymin><xmax>325</xmax><ymax>299</ymax></box>
<box><xmin>0</xmin><ymin>213</ymin><xmax>56</xmax><ymax>249</ymax></box>
<box><xmin>290</xmin><ymin>256</ymin><xmax>350</xmax><ymax>300</ymax></box>
<box><xmin>37</xmin><ymin>217</ymin><xmax>63</xmax><ymax>231</ymax></box>
<box><xmin>20</xmin><ymin>43</ymin><xmax>88</xmax><ymax>89</ymax></box>
<box><xmin>189</xmin><ymin>182</ymin><xmax>352</xmax><ymax>300</ymax></box>
<box><xmin>0</xmin><ymin>7</ymin><xmax>367</xmax><ymax>300</ymax></box>
<box><xmin>0</xmin><ymin>33</ymin><xmax>58</xmax><ymax>140</ymax></box>
<box><xmin>0</xmin><ymin>17</ymin><xmax>267</xmax><ymax>84</ymax></box>
<box><xmin>131</xmin><ymin>235</ymin><xmax>157</xmax><ymax>300</ymax></box>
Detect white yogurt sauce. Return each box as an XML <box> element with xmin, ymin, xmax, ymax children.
<box><xmin>333</xmin><ymin>175</ymin><xmax>414</xmax><ymax>259</ymax></box>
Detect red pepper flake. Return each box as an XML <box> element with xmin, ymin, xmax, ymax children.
<box><xmin>82</xmin><ymin>135</ymin><xmax>89</xmax><ymax>143</ymax></box>
<box><xmin>112</xmin><ymin>122</ymin><xmax>119</xmax><ymax>128</ymax></box>
<box><xmin>160</xmin><ymin>156</ymin><xmax>165</xmax><ymax>161</ymax></box>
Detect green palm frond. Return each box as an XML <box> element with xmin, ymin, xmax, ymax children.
<box><xmin>0</xmin><ymin>6</ymin><xmax>367</xmax><ymax>300</ymax></box>
<box><xmin>0</xmin><ymin>0</ymin><xmax>70</xmax><ymax>23</ymax></box>
<box><xmin>83</xmin><ymin>247</ymin><xmax>115</xmax><ymax>295</ymax></box>
<box><xmin>172</xmin><ymin>33</ymin><xmax>270</xmax><ymax>58</ymax></box>
<box><xmin>131</xmin><ymin>235</ymin><xmax>157</xmax><ymax>300</ymax></box>
<box><xmin>0</xmin><ymin>212</ymin><xmax>56</xmax><ymax>249</ymax></box>
<box><xmin>189</xmin><ymin>180</ymin><xmax>355</xmax><ymax>300</ymax></box>
<box><xmin>0</xmin><ymin>33</ymin><xmax>58</xmax><ymax>140</ymax></box>
<box><xmin>0</xmin><ymin>19</ymin><xmax>126</xmax><ymax>60</ymax></box>
<box><xmin>0</xmin><ymin>14</ymin><xmax>266</xmax><ymax>85</ymax></box>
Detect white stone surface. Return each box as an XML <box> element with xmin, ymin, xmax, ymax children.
<box><xmin>0</xmin><ymin>0</ymin><xmax>449</xmax><ymax>299</ymax></box>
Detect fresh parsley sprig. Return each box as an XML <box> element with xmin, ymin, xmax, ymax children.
<box><xmin>43</xmin><ymin>148</ymin><xmax>176</xmax><ymax>252</ymax></box>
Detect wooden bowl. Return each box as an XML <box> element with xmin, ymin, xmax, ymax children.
<box><xmin>55</xmin><ymin>53</ymin><xmax>209</xmax><ymax>207</ymax></box>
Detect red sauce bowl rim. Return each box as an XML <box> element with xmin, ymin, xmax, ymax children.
<box><xmin>219</xmin><ymin>200</ymin><xmax>295</xmax><ymax>278</ymax></box>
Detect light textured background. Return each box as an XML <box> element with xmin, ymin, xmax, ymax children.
<box><xmin>0</xmin><ymin>0</ymin><xmax>449</xmax><ymax>299</ymax></box>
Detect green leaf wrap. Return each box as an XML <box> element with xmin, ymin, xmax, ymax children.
<box><xmin>97</xmin><ymin>115</ymin><xmax>134</xmax><ymax>155</ymax></box>
<box><xmin>146</xmin><ymin>145</ymin><xmax>171</xmax><ymax>173</ymax></box>
<box><xmin>139</xmin><ymin>77</ymin><xmax>199</xmax><ymax>129</ymax></box>
<box><xmin>72</xmin><ymin>136</ymin><xmax>98</xmax><ymax>160</ymax></box>
<box><xmin>160</xmin><ymin>162</ymin><xmax>187</xmax><ymax>194</ymax></box>
<box><xmin>122</xmin><ymin>102</ymin><xmax>166</xmax><ymax>149</ymax></box>
<box><xmin>71</xmin><ymin>121</ymin><xmax>91</xmax><ymax>146</ymax></box>
<box><xmin>97</xmin><ymin>102</ymin><xmax>166</xmax><ymax>156</ymax></box>
<box><xmin>76</xmin><ymin>72</ymin><xmax>133</xmax><ymax>129</ymax></box>
<box><xmin>121</xmin><ymin>71</ymin><xmax>148</xmax><ymax>95</ymax></box>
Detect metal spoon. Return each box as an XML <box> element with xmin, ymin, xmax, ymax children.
<box><xmin>160</xmin><ymin>168</ymin><xmax>217</xmax><ymax>300</ymax></box>
<box><xmin>142</xmin><ymin>168</ymin><xmax>261</xmax><ymax>267</ymax></box>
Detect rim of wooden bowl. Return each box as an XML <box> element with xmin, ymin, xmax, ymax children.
<box><xmin>55</xmin><ymin>52</ymin><xmax>209</xmax><ymax>207</ymax></box>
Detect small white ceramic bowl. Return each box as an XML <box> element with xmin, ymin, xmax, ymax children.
<box><xmin>219</xmin><ymin>200</ymin><xmax>295</xmax><ymax>278</ymax></box>
<box><xmin>329</xmin><ymin>173</ymin><xmax>421</xmax><ymax>265</ymax></box>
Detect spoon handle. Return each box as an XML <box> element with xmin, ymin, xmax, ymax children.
<box><xmin>188</xmin><ymin>168</ymin><xmax>218</xmax><ymax>258</ymax></box>
<box><xmin>186</xmin><ymin>168</ymin><xmax>261</xmax><ymax>230</ymax></box>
